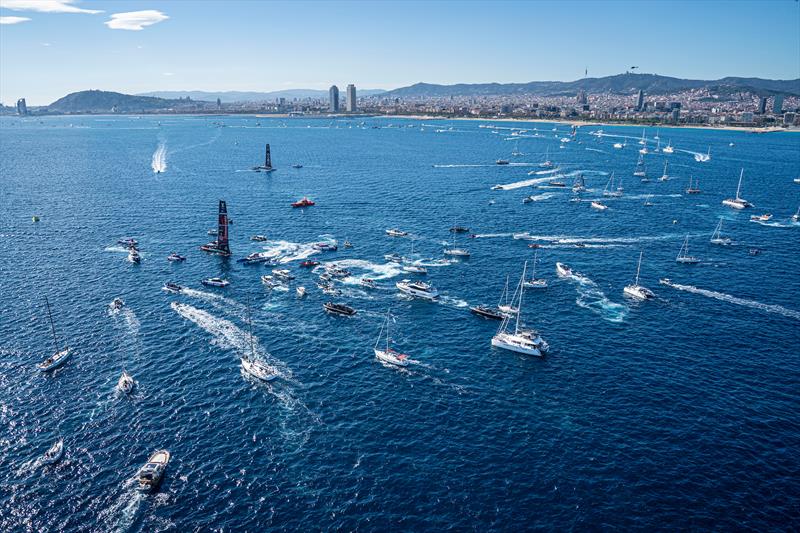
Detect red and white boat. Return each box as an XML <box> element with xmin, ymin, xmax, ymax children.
<box><xmin>291</xmin><ymin>197</ymin><xmax>315</xmax><ymax>208</ymax></box>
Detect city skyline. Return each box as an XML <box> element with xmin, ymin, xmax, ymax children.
<box><xmin>1</xmin><ymin>0</ymin><xmax>799</xmax><ymax>105</ymax></box>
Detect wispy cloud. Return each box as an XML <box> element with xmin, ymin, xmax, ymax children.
<box><xmin>163</xmin><ymin>72</ymin><xmax>174</xmax><ymax>76</ymax></box>
<box><xmin>105</xmin><ymin>10</ymin><xmax>168</xmax><ymax>31</ymax></box>
<box><xmin>0</xmin><ymin>15</ymin><xmax>31</xmax><ymax>24</ymax></box>
<box><xmin>0</xmin><ymin>0</ymin><xmax>101</xmax><ymax>14</ymax></box>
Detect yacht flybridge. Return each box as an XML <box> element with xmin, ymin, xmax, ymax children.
<box><xmin>722</xmin><ymin>169</ymin><xmax>753</xmax><ymax>209</ymax></box>
<box><xmin>374</xmin><ymin>309</ymin><xmax>410</xmax><ymax>367</ymax></box>
<box><xmin>491</xmin><ymin>261</ymin><xmax>549</xmax><ymax>357</ymax></box>
<box><xmin>623</xmin><ymin>251</ymin><xmax>655</xmax><ymax>300</ymax></box>
<box><xmin>200</xmin><ymin>200</ymin><xmax>232</xmax><ymax>256</ymax></box>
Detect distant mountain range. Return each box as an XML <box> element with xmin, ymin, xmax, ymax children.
<box><xmin>137</xmin><ymin>88</ymin><xmax>387</xmax><ymax>102</ymax></box>
<box><xmin>381</xmin><ymin>74</ymin><xmax>800</xmax><ymax>98</ymax></box>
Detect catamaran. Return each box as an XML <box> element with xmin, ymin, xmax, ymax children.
<box><xmin>200</xmin><ymin>200</ymin><xmax>232</xmax><ymax>256</ymax></box>
<box><xmin>374</xmin><ymin>309</ymin><xmax>410</xmax><ymax>367</ymax></box>
<box><xmin>623</xmin><ymin>251</ymin><xmax>655</xmax><ymax>299</ymax></box>
<box><xmin>603</xmin><ymin>172</ymin><xmax>623</xmax><ymax>197</ymax></box>
<box><xmin>710</xmin><ymin>219</ymin><xmax>732</xmax><ymax>245</ymax></box>
<box><xmin>658</xmin><ymin>161</ymin><xmax>670</xmax><ymax>181</ymax></box>
<box><xmin>491</xmin><ymin>261</ymin><xmax>549</xmax><ymax>357</ymax></box>
<box><xmin>686</xmin><ymin>176</ymin><xmax>701</xmax><ymax>194</ymax></box>
<box><xmin>523</xmin><ymin>249</ymin><xmax>547</xmax><ymax>289</ymax></box>
<box><xmin>722</xmin><ymin>169</ymin><xmax>753</xmax><ymax>209</ymax></box>
<box><xmin>252</xmin><ymin>143</ymin><xmax>276</xmax><ymax>172</ymax></box>
<box><xmin>676</xmin><ymin>235</ymin><xmax>700</xmax><ymax>264</ymax></box>
<box><xmin>634</xmin><ymin>154</ymin><xmax>647</xmax><ymax>179</ymax></box>
<box><xmin>662</xmin><ymin>140</ymin><xmax>674</xmax><ymax>154</ymax></box>
<box><xmin>37</xmin><ymin>297</ymin><xmax>72</xmax><ymax>372</ymax></box>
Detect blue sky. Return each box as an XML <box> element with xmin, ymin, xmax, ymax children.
<box><xmin>1</xmin><ymin>0</ymin><xmax>799</xmax><ymax>105</ymax></box>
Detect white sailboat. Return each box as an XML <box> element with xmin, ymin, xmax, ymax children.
<box><xmin>374</xmin><ymin>309</ymin><xmax>410</xmax><ymax>367</ymax></box>
<box><xmin>662</xmin><ymin>140</ymin><xmax>674</xmax><ymax>154</ymax></box>
<box><xmin>722</xmin><ymin>168</ymin><xmax>753</xmax><ymax>209</ymax></box>
<box><xmin>638</xmin><ymin>129</ymin><xmax>646</xmax><ymax>145</ymax></box>
<box><xmin>443</xmin><ymin>225</ymin><xmax>470</xmax><ymax>257</ymax></box>
<box><xmin>658</xmin><ymin>161</ymin><xmax>669</xmax><ymax>181</ymax></box>
<box><xmin>523</xmin><ymin>249</ymin><xmax>547</xmax><ymax>289</ymax></box>
<box><xmin>686</xmin><ymin>176</ymin><xmax>701</xmax><ymax>194</ymax></box>
<box><xmin>240</xmin><ymin>301</ymin><xmax>278</xmax><ymax>382</ymax></box>
<box><xmin>710</xmin><ymin>219</ymin><xmax>732</xmax><ymax>245</ymax></box>
<box><xmin>643</xmin><ymin>194</ymin><xmax>654</xmax><ymax>207</ymax></box>
<box><xmin>603</xmin><ymin>172</ymin><xmax>623</xmax><ymax>197</ymax></box>
<box><xmin>491</xmin><ymin>261</ymin><xmax>549</xmax><ymax>357</ymax></box>
<box><xmin>695</xmin><ymin>146</ymin><xmax>711</xmax><ymax>162</ymax></box>
<box><xmin>676</xmin><ymin>235</ymin><xmax>700</xmax><ymax>264</ymax></box>
<box><xmin>634</xmin><ymin>154</ymin><xmax>647</xmax><ymax>179</ymax></box>
<box><xmin>792</xmin><ymin>206</ymin><xmax>800</xmax><ymax>222</ymax></box>
<box><xmin>539</xmin><ymin>147</ymin><xmax>554</xmax><ymax>168</ymax></box>
<box><xmin>37</xmin><ymin>297</ymin><xmax>72</xmax><ymax>372</ymax></box>
<box><xmin>497</xmin><ymin>274</ymin><xmax>518</xmax><ymax>315</ymax></box>
<box><xmin>623</xmin><ymin>251</ymin><xmax>655</xmax><ymax>299</ymax></box>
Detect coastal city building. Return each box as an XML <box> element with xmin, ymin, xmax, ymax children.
<box><xmin>773</xmin><ymin>95</ymin><xmax>784</xmax><ymax>114</ymax></box>
<box><xmin>635</xmin><ymin>90</ymin><xmax>644</xmax><ymax>111</ymax></box>
<box><xmin>758</xmin><ymin>96</ymin><xmax>768</xmax><ymax>114</ymax></box>
<box><xmin>329</xmin><ymin>85</ymin><xmax>339</xmax><ymax>112</ymax></box>
<box><xmin>346</xmin><ymin>84</ymin><xmax>357</xmax><ymax>112</ymax></box>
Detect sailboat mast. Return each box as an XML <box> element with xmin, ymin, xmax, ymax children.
<box><xmin>532</xmin><ymin>250</ymin><xmax>538</xmax><ymax>280</ymax></box>
<box><xmin>736</xmin><ymin>168</ymin><xmax>743</xmax><ymax>199</ymax></box>
<box><xmin>247</xmin><ymin>298</ymin><xmax>255</xmax><ymax>359</ymax></box>
<box><xmin>44</xmin><ymin>296</ymin><xmax>60</xmax><ymax>354</ymax></box>
<box><xmin>635</xmin><ymin>251</ymin><xmax>642</xmax><ymax>285</ymax></box>
<box><xmin>515</xmin><ymin>262</ymin><xmax>527</xmax><ymax>335</ymax></box>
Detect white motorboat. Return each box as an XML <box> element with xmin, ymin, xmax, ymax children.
<box><xmin>662</xmin><ymin>140</ymin><xmax>674</xmax><ymax>154</ymax></box>
<box><xmin>386</xmin><ymin>228</ymin><xmax>409</xmax><ymax>237</ymax></box>
<box><xmin>402</xmin><ymin>265</ymin><xmax>427</xmax><ymax>274</ymax></box>
<box><xmin>296</xmin><ymin>286</ymin><xmax>307</xmax><ymax>297</ymax></box>
<box><xmin>374</xmin><ymin>309</ymin><xmax>410</xmax><ymax>367</ymax></box>
<box><xmin>37</xmin><ymin>297</ymin><xmax>72</xmax><ymax>372</ymax></box>
<box><xmin>623</xmin><ymin>251</ymin><xmax>655</xmax><ymax>300</ymax></box>
<box><xmin>41</xmin><ymin>439</ymin><xmax>64</xmax><ymax>465</ymax></box>
<box><xmin>163</xmin><ymin>282</ymin><xmax>183</xmax><ymax>293</ymax></box>
<box><xmin>792</xmin><ymin>206</ymin><xmax>799</xmax><ymax>222</ymax></box>
<box><xmin>117</xmin><ymin>370</ymin><xmax>135</xmax><ymax>394</ymax></box>
<box><xmin>613</xmin><ymin>142</ymin><xmax>624</xmax><ymax>149</ymax></box>
<box><xmin>750</xmin><ymin>213</ymin><xmax>772</xmax><ymax>222</ymax></box>
<box><xmin>695</xmin><ymin>147</ymin><xmax>711</xmax><ymax>162</ymax></box>
<box><xmin>167</xmin><ymin>252</ymin><xmax>186</xmax><ymax>262</ymax></box>
<box><xmin>135</xmin><ymin>450</ymin><xmax>170</xmax><ymax>493</ymax></box>
<box><xmin>396</xmin><ymin>279</ymin><xmax>438</xmax><ymax>300</ymax></box>
<box><xmin>590</xmin><ymin>200</ymin><xmax>608</xmax><ymax>211</ymax></box>
<box><xmin>710</xmin><ymin>219</ymin><xmax>732</xmax><ymax>245</ymax></box>
<box><xmin>722</xmin><ymin>169</ymin><xmax>753</xmax><ymax>209</ymax></box>
<box><xmin>201</xmin><ymin>277</ymin><xmax>229</xmax><ymax>287</ymax></box>
<box><xmin>260</xmin><ymin>275</ymin><xmax>283</xmax><ymax>289</ymax></box>
<box><xmin>676</xmin><ymin>235</ymin><xmax>700</xmax><ymax>264</ymax></box>
<box><xmin>251</xmin><ymin>235</ymin><xmax>268</xmax><ymax>242</ymax></box>
<box><xmin>109</xmin><ymin>298</ymin><xmax>125</xmax><ymax>312</ymax></box>
<box><xmin>491</xmin><ymin>261</ymin><xmax>547</xmax><ymax>357</ymax></box>
<box><xmin>555</xmin><ymin>262</ymin><xmax>573</xmax><ymax>277</ymax></box>
<box><xmin>272</xmin><ymin>269</ymin><xmax>295</xmax><ymax>280</ymax></box>
<box><xmin>444</xmin><ymin>226</ymin><xmax>470</xmax><ymax>257</ymax></box>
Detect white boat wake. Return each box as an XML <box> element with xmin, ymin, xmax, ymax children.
<box><xmin>659</xmin><ymin>280</ymin><xmax>800</xmax><ymax>321</ymax></box>
<box><xmin>561</xmin><ymin>272</ymin><xmax>628</xmax><ymax>323</ymax></box>
<box><xmin>523</xmin><ymin>193</ymin><xmax>557</xmax><ymax>202</ymax></box>
<box><xmin>151</xmin><ymin>141</ymin><xmax>167</xmax><ymax>173</ymax></box>
<box><xmin>492</xmin><ymin>176</ymin><xmax>554</xmax><ymax>190</ymax></box>
<box><xmin>260</xmin><ymin>239</ymin><xmax>321</xmax><ymax>263</ymax></box>
<box><xmin>171</xmin><ymin>302</ymin><xmax>292</xmax><ymax>377</ymax></box>
<box><xmin>320</xmin><ymin>259</ymin><xmax>404</xmax><ymax>282</ymax></box>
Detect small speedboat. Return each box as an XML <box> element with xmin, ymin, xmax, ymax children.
<box><xmin>38</xmin><ymin>348</ymin><xmax>72</xmax><ymax>372</ymax></box>
<box><xmin>260</xmin><ymin>275</ymin><xmax>283</xmax><ymax>289</ymax></box>
<box><xmin>292</xmin><ymin>164</ymin><xmax>303</xmax><ymax>169</ymax></box>
<box><xmin>135</xmin><ymin>450</ymin><xmax>170</xmax><ymax>493</ymax></box>
<box><xmin>402</xmin><ymin>265</ymin><xmax>427</xmax><ymax>274</ymax></box>
<box><xmin>750</xmin><ymin>213</ymin><xmax>772</xmax><ymax>222</ymax></box>
<box><xmin>396</xmin><ymin>279</ymin><xmax>438</xmax><ymax>300</ymax></box>
<box><xmin>590</xmin><ymin>201</ymin><xmax>608</xmax><ymax>211</ymax></box>
<box><xmin>312</xmin><ymin>242</ymin><xmax>338</xmax><ymax>252</ymax></box>
<box><xmin>300</xmin><ymin>260</ymin><xmax>320</xmax><ymax>268</ymax></box>
<box><xmin>272</xmin><ymin>269</ymin><xmax>295</xmax><ymax>280</ymax></box>
<box><xmin>548</xmin><ymin>181</ymin><xmax>566</xmax><ymax>187</ymax></box>
<box><xmin>470</xmin><ymin>305</ymin><xmax>506</xmax><ymax>320</ymax></box>
<box><xmin>118</xmin><ymin>238</ymin><xmax>138</xmax><ymax>247</ymax></box>
<box><xmin>128</xmin><ymin>248</ymin><xmax>141</xmax><ymax>263</ymax></box>
<box><xmin>167</xmin><ymin>252</ymin><xmax>186</xmax><ymax>262</ymax></box>
<box><xmin>291</xmin><ymin>197</ymin><xmax>315</xmax><ymax>208</ymax></box>
<box><xmin>385</xmin><ymin>229</ymin><xmax>409</xmax><ymax>237</ymax></box>
<box><xmin>443</xmin><ymin>247</ymin><xmax>470</xmax><ymax>257</ymax></box>
<box><xmin>41</xmin><ymin>439</ymin><xmax>64</xmax><ymax>466</ymax></box>
<box><xmin>201</xmin><ymin>277</ymin><xmax>229</xmax><ymax>288</ymax></box>
<box><xmin>109</xmin><ymin>298</ymin><xmax>125</xmax><ymax>311</ymax></box>
<box><xmin>749</xmin><ymin>248</ymin><xmax>761</xmax><ymax>256</ymax></box>
<box><xmin>490</xmin><ymin>185</ymin><xmax>503</xmax><ymax>190</ymax></box>
<box><xmin>250</xmin><ymin>235</ymin><xmax>268</xmax><ymax>242</ymax></box>
<box><xmin>624</xmin><ymin>284</ymin><xmax>655</xmax><ymax>300</ymax></box>
<box><xmin>163</xmin><ymin>282</ymin><xmax>183</xmax><ymax>293</ymax></box>
<box><xmin>360</xmin><ymin>278</ymin><xmax>377</xmax><ymax>289</ymax></box>
<box><xmin>496</xmin><ymin>159</ymin><xmax>510</xmax><ymax>165</ymax></box>
<box><xmin>344</xmin><ymin>240</ymin><xmax>353</xmax><ymax>248</ymax></box>
<box><xmin>449</xmin><ymin>226</ymin><xmax>470</xmax><ymax>233</ymax></box>
<box><xmin>326</xmin><ymin>265</ymin><xmax>351</xmax><ymax>278</ymax></box>
<box><xmin>555</xmin><ymin>262</ymin><xmax>573</xmax><ymax>277</ymax></box>
<box><xmin>207</xmin><ymin>229</ymin><xmax>218</xmax><ymax>236</ymax></box>
<box><xmin>523</xmin><ymin>278</ymin><xmax>548</xmax><ymax>289</ymax></box>
<box><xmin>384</xmin><ymin>253</ymin><xmax>403</xmax><ymax>263</ymax></box>
<box><xmin>238</xmin><ymin>252</ymin><xmax>272</xmax><ymax>265</ymax></box>
<box><xmin>323</xmin><ymin>302</ymin><xmax>356</xmax><ymax>316</ymax></box>
<box><xmin>117</xmin><ymin>370</ymin><xmax>135</xmax><ymax>394</ymax></box>
<box><xmin>296</xmin><ymin>286</ymin><xmax>307</xmax><ymax>298</ymax></box>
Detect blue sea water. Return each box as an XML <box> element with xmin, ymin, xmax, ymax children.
<box><xmin>1</xmin><ymin>115</ymin><xmax>799</xmax><ymax>531</ymax></box>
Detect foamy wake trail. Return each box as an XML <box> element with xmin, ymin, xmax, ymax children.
<box><xmin>104</xmin><ymin>245</ymin><xmax>129</xmax><ymax>253</ymax></box>
<box><xmin>512</xmin><ymin>232</ymin><xmax>703</xmax><ymax>246</ymax></box>
<box><xmin>562</xmin><ymin>273</ymin><xmax>628</xmax><ymax>323</ymax></box>
<box><xmin>750</xmin><ymin>219</ymin><xmax>796</xmax><ymax>228</ymax></box>
<box><xmin>470</xmin><ymin>233</ymin><xmax>513</xmax><ymax>239</ymax></box>
<box><xmin>180</xmin><ymin>288</ymin><xmax>248</xmax><ymax>319</ymax></box>
<box><xmin>171</xmin><ymin>302</ymin><xmax>291</xmax><ymax>377</ymax></box>
<box><xmin>660</xmin><ymin>280</ymin><xmax>800</xmax><ymax>321</ymax></box>
<box><xmin>321</xmin><ymin>259</ymin><xmax>404</xmax><ymax>281</ymax></box>
<box><xmin>524</xmin><ymin>193</ymin><xmax>557</xmax><ymax>202</ymax></box>
<box><xmin>151</xmin><ymin>141</ymin><xmax>167</xmax><ymax>173</ymax></box>
<box><xmin>94</xmin><ymin>480</ymin><xmax>143</xmax><ymax>533</ymax></box>
<box><xmin>121</xmin><ymin>309</ymin><xmax>140</xmax><ymax>336</ymax></box>
<box><xmin>438</xmin><ymin>295</ymin><xmax>469</xmax><ymax>309</ymax></box>
<box><xmin>260</xmin><ymin>239</ymin><xmax>321</xmax><ymax>263</ymax></box>
<box><xmin>494</xmin><ymin>176</ymin><xmax>554</xmax><ymax>190</ymax></box>
<box><xmin>433</xmin><ymin>164</ymin><xmax>493</xmax><ymax>168</ymax></box>
<box><xmin>585</xmin><ymin>147</ymin><xmax>606</xmax><ymax>153</ymax></box>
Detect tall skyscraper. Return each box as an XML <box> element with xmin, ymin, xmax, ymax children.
<box><xmin>773</xmin><ymin>95</ymin><xmax>784</xmax><ymax>114</ymax></box>
<box><xmin>758</xmin><ymin>96</ymin><xmax>767</xmax><ymax>114</ymax></box>
<box><xmin>635</xmin><ymin>90</ymin><xmax>644</xmax><ymax>111</ymax></box>
<box><xmin>16</xmin><ymin>98</ymin><xmax>27</xmax><ymax>116</ymax></box>
<box><xmin>329</xmin><ymin>85</ymin><xmax>339</xmax><ymax>112</ymax></box>
<box><xmin>346</xmin><ymin>84</ymin><xmax>356</xmax><ymax>112</ymax></box>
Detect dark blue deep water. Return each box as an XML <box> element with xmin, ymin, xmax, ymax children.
<box><xmin>1</xmin><ymin>115</ymin><xmax>799</xmax><ymax>531</ymax></box>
